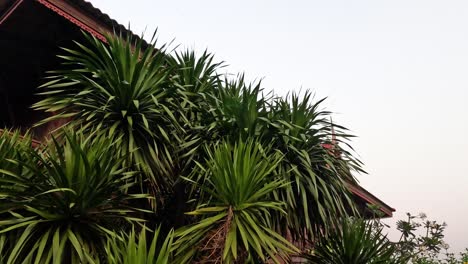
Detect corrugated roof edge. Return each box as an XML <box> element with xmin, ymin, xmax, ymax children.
<box><xmin>69</xmin><ymin>0</ymin><xmax>140</xmax><ymax>39</ymax></box>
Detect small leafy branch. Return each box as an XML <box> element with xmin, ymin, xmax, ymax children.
<box><xmin>394</xmin><ymin>212</ymin><xmax>447</xmax><ymax>263</ymax></box>
<box><xmin>370</xmin><ymin>207</ymin><xmax>467</xmax><ymax>264</ymax></box>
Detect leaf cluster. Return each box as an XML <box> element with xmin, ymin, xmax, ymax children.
<box><xmin>0</xmin><ymin>28</ymin><xmax>371</xmax><ymax>263</ymax></box>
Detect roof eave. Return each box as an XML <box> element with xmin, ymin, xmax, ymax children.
<box><xmin>0</xmin><ymin>0</ymin><xmax>23</xmax><ymax>25</ymax></box>
<box><xmin>348</xmin><ymin>183</ymin><xmax>395</xmax><ymax>218</ymax></box>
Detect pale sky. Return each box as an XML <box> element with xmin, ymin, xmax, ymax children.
<box><xmin>90</xmin><ymin>0</ymin><xmax>468</xmax><ymax>253</ymax></box>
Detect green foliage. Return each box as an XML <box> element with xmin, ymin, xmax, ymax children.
<box><xmin>197</xmin><ymin>75</ymin><xmax>363</xmax><ymax>241</ymax></box>
<box><xmin>33</xmin><ymin>31</ymin><xmax>180</xmax><ymax>194</ymax></box>
<box><xmin>304</xmin><ymin>213</ymin><xmax>468</xmax><ymax>264</ymax></box>
<box><xmin>461</xmin><ymin>248</ymin><xmax>468</xmax><ymax>262</ymax></box>
<box><xmin>0</xmin><ymin>129</ymin><xmax>34</xmax><ymax>176</ymax></box>
<box><xmin>2</xmin><ymin>28</ymin><xmax>375</xmax><ymax>262</ymax></box>
<box><xmin>175</xmin><ymin>140</ymin><xmax>298</xmax><ymax>263</ymax></box>
<box><xmin>266</xmin><ymin>92</ymin><xmax>362</xmax><ymax>240</ymax></box>
<box><xmin>0</xmin><ymin>131</ymin><xmax>149</xmax><ymax>263</ymax></box>
<box><xmin>209</xmin><ymin>76</ymin><xmax>267</xmax><ymax>140</ymax></box>
<box><xmin>304</xmin><ymin>218</ymin><xmax>398</xmax><ymax>264</ymax></box>
<box><xmin>165</xmin><ymin>49</ymin><xmax>223</xmax><ymax>169</ymax></box>
<box><xmin>0</xmin><ymin>234</ymin><xmax>9</xmax><ymax>264</ymax></box>
<box><xmin>103</xmin><ymin>226</ymin><xmax>174</xmax><ymax>264</ymax></box>
<box><xmin>392</xmin><ymin>212</ymin><xmax>468</xmax><ymax>264</ymax></box>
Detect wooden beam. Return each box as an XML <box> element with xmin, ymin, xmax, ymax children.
<box><xmin>35</xmin><ymin>0</ymin><xmax>110</xmax><ymax>42</ymax></box>
<box><xmin>0</xmin><ymin>0</ymin><xmax>23</xmax><ymax>25</ymax></box>
<box><xmin>348</xmin><ymin>183</ymin><xmax>395</xmax><ymax>217</ymax></box>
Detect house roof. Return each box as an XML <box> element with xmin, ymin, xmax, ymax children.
<box><xmin>38</xmin><ymin>0</ymin><xmax>133</xmax><ymax>42</ymax></box>
<box><xmin>322</xmin><ymin>142</ymin><xmax>395</xmax><ymax>217</ymax></box>
<box><xmin>348</xmin><ymin>183</ymin><xmax>395</xmax><ymax>217</ymax></box>
<box><xmin>58</xmin><ymin>0</ymin><xmax>128</xmax><ymax>33</ymax></box>
<box><xmin>1</xmin><ymin>0</ymin><xmax>139</xmax><ymax>42</ymax></box>
<box><xmin>0</xmin><ymin>0</ymin><xmax>20</xmax><ymax>25</ymax></box>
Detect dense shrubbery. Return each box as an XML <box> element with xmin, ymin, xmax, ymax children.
<box><xmin>392</xmin><ymin>212</ymin><xmax>468</xmax><ymax>264</ymax></box>
<box><xmin>302</xmin><ymin>209</ymin><xmax>468</xmax><ymax>264</ymax></box>
<box><xmin>0</xmin><ymin>31</ymin><xmax>362</xmax><ymax>263</ymax></box>
<box><xmin>303</xmin><ymin>218</ymin><xmax>400</xmax><ymax>264</ymax></box>
<box><xmin>2</xmin><ymin>30</ymin><xmax>464</xmax><ymax>263</ymax></box>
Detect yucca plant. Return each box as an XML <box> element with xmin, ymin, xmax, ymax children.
<box><xmin>102</xmin><ymin>226</ymin><xmax>174</xmax><ymax>264</ymax></box>
<box><xmin>33</xmin><ymin>31</ymin><xmax>180</xmax><ymax>196</ymax></box>
<box><xmin>0</xmin><ymin>130</ymin><xmax>150</xmax><ymax>263</ymax></box>
<box><xmin>24</xmin><ymin>28</ymin><xmax>369</xmax><ymax>262</ymax></box>
<box><xmin>166</xmin><ymin>49</ymin><xmax>223</xmax><ymax>149</ymax></box>
<box><xmin>168</xmin><ymin>49</ymin><xmax>222</xmax><ymax>97</ymax></box>
<box><xmin>0</xmin><ymin>130</ymin><xmax>37</xmax><ymax>262</ymax></box>
<box><xmin>0</xmin><ymin>234</ymin><xmax>8</xmax><ymax>264</ymax></box>
<box><xmin>208</xmin><ymin>76</ymin><xmax>269</xmax><ymax>141</ymax></box>
<box><xmin>265</xmin><ymin>91</ymin><xmax>363</xmax><ymax>241</ymax></box>
<box><xmin>202</xmin><ymin>82</ymin><xmax>363</xmax><ymax>243</ymax></box>
<box><xmin>303</xmin><ymin>218</ymin><xmax>398</xmax><ymax>264</ymax></box>
<box><xmin>175</xmin><ymin>140</ymin><xmax>298</xmax><ymax>263</ymax></box>
<box><xmin>0</xmin><ymin>129</ymin><xmax>34</xmax><ymax>176</ymax></box>
<box><xmin>154</xmin><ymin>50</ymin><xmax>225</xmax><ymax>228</ymax></box>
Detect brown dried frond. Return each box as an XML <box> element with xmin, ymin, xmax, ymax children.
<box><xmin>195</xmin><ymin>206</ymin><xmax>240</xmax><ymax>264</ymax></box>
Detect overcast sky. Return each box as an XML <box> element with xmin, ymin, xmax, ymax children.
<box><xmin>90</xmin><ymin>0</ymin><xmax>468</xmax><ymax>253</ymax></box>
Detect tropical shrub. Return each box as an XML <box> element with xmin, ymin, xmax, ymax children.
<box><xmin>391</xmin><ymin>212</ymin><xmax>467</xmax><ymax>264</ymax></box>
<box><xmin>32</xmin><ymin>30</ymin><xmax>365</xmax><ymax>245</ymax></box>
<box><xmin>175</xmin><ymin>140</ymin><xmax>298</xmax><ymax>263</ymax></box>
<box><xmin>0</xmin><ymin>129</ymin><xmax>34</xmax><ymax>178</ymax></box>
<box><xmin>0</xmin><ymin>27</ymin><xmax>378</xmax><ymax>262</ymax></box>
<box><xmin>102</xmin><ymin>226</ymin><xmax>174</xmax><ymax>264</ymax></box>
<box><xmin>188</xmin><ymin>74</ymin><xmax>363</xmax><ymax>242</ymax></box>
<box><xmin>265</xmin><ymin>92</ymin><xmax>362</xmax><ymax>241</ymax></box>
<box><xmin>0</xmin><ymin>130</ymin><xmax>36</xmax><ymax>262</ymax></box>
<box><xmin>33</xmin><ymin>32</ymin><xmax>180</xmax><ymax>196</ymax></box>
<box><xmin>303</xmin><ymin>218</ymin><xmax>398</xmax><ymax>264</ymax></box>
<box><xmin>0</xmin><ymin>131</ymin><xmax>149</xmax><ymax>263</ymax></box>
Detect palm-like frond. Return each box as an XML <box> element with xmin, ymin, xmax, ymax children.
<box><xmin>266</xmin><ymin>91</ymin><xmax>363</xmax><ymax>241</ymax></box>
<box><xmin>0</xmin><ymin>129</ymin><xmax>34</xmax><ymax>176</ymax></box>
<box><xmin>0</xmin><ymin>130</ymin><xmax>150</xmax><ymax>263</ymax></box>
<box><xmin>0</xmin><ymin>234</ymin><xmax>9</xmax><ymax>264</ymax></box>
<box><xmin>208</xmin><ymin>76</ymin><xmax>269</xmax><ymax>141</ymax></box>
<box><xmin>0</xmin><ymin>131</ymin><xmax>36</xmax><ymax>262</ymax></box>
<box><xmin>145</xmin><ymin>50</ymin><xmax>226</xmax><ymax>229</ymax></box>
<box><xmin>303</xmin><ymin>219</ymin><xmax>398</xmax><ymax>264</ymax></box>
<box><xmin>33</xmin><ymin>31</ymin><xmax>180</xmax><ymax>193</ymax></box>
<box><xmin>198</xmin><ymin>82</ymin><xmax>364</xmax><ymax>242</ymax></box>
<box><xmin>103</xmin><ymin>226</ymin><xmax>174</xmax><ymax>264</ymax></box>
<box><xmin>167</xmin><ymin>49</ymin><xmax>223</xmax><ymax>147</ymax></box>
<box><xmin>175</xmin><ymin>140</ymin><xmax>298</xmax><ymax>263</ymax></box>
<box><xmin>25</xmin><ymin>28</ymin><xmax>369</xmax><ymax>261</ymax></box>
<box><xmin>168</xmin><ymin>49</ymin><xmax>223</xmax><ymax>96</ymax></box>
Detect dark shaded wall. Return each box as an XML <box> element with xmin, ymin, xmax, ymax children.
<box><xmin>0</xmin><ymin>1</ymin><xmax>85</xmax><ymax>138</ymax></box>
